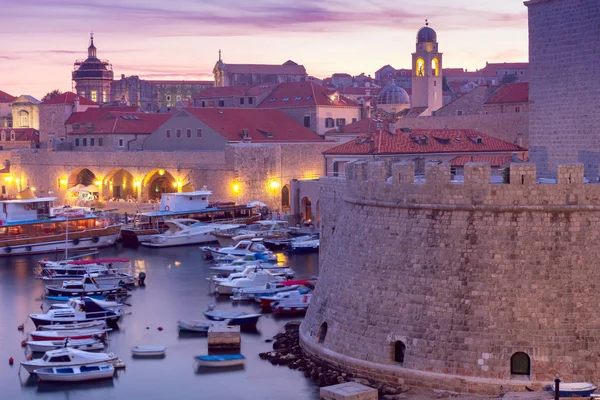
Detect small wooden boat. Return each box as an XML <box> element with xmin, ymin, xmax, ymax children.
<box><xmin>34</xmin><ymin>364</ymin><xmax>115</xmax><ymax>382</ymax></box>
<box><xmin>131</xmin><ymin>346</ymin><xmax>166</xmax><ymax>357</ymax></box>
<box><xmin>38</xmin><ymin>320</ymin><xmax>107</xmax><ymax>331</ymax></box>
<box><xmin>178</xmin><ymin>319</ymin><xmax>213</xmax><ymax>333</ymax></box>
<box><xmin>553</xmin><ymin>382</ymin><xmax>597</xmax><ymax>397</ymax></box>
<box><xmin>27</xmin><ymin>338</ymin><xmax>105</xmax><ymax>353</ymax></box>
<box><xmin>195</xmin><ymin>354</ymin><xmax>245</xmax><ymax>368</ymax></box>
<box><xmin>29</xmin><ymin>328</ymin><xmax>108</xmax><ymax>341</ymax></box>
<box><xmin>203</xmin><ymin>309</ymin><xmax>262</xmax><ymax>327</ymax></box>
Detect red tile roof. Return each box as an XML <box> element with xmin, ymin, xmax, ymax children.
<box><xmin>194</xmin><ymin>84</ymin><xmax>276</xmax><ymax>99</ymax></box>
<box><xmin>375</xmin><ymin>64</ymin><xmax>394</xmax><ymax>74</ymax></box>
<box><xmin>0</xmin><ymin>128</ymin><xmax>40</xmax><ymax>142</ymax></box>
<box><xmin>257</xmin><ymin>82</ymin><xmax>360</xmax><ymax>108</ymax></box>
<box><xmin>69</xmin><ymin>112</ymin><xmax>172</xmax><ymax>135</ymax></box>
<box><xmin>41</xmin><ymin>92</ymin><xmax>98</xmax><ymax>106</ymax></box>
<box><xmin>183</xmin><ymin>108</ymin><xmax>324</xmax><ymax>143</ymax></box>
<box><xmin>222</xmin><ymin>63</ymin><xmax>306</xmax><ymax>75</ymax></box>
<box><xmin>450</xmin><ymin>155</ymin><xmax>512</xmax><ymax>167</ymax></box>
<box><xmin>0</xmin><ymin>90</ymin><xmax>15</xmax><ymax>103</ymax></box>
<box><xmin>66</xmin><ymin>106</ymin><xmax>141</xmax><ymax>125</ymax></box>
<box><xmin>324</xmin><ymin>128</ymin><xmax>525</xmax><ymax>155</ymax></box>
<box><xmin>485</xmin><ymin>83</ymin><xmax>529</xmax><ymax>104</ymax></box>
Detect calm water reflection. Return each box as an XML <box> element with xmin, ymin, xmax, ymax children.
<box><xmin>0</xmin><ymin>245</ymin><xmax>320</xmax><ymax>400</ymax></box>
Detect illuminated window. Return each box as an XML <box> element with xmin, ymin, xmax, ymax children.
<box><xmin>416</xmin><ymin>58</ymin><xmax>425</xmax><ymax>77</ymax></box>
<box><xmin>432</xmin><ymin>58</ymin><xmax>439</xmax><ymax>77</ymax></box>
<box><xmin>102</xmin><ymin>91</ymin><xmax>107</xmax><ymax>103</ymax></box>
<box><xmin>19</xmin><ymin>110</ymin><xmax>29</xmax><ymax>127</ymax></box>
<box><xmin>90</xmin><ymin>90</ymin><xmax>97</xmax><ymax>102</ymax></box>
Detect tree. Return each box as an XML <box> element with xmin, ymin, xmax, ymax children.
<box><xmin>42</xmin><ymin>89</ymin><xmax>62</xmax><ymax>102</ymax></box>
<box><xmin>501</xmin><ymin>74</ymin><xmax>518</xmax><ymax>84</ymax></box>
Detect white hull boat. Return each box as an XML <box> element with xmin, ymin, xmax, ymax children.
<box><xmin>29</xmin><ymin>297</ymin><xmax>122</xmax><ymax>328</ymax></box>
<box><xmin>178</xmin><ymin>319</ymin><xmax>216</xmax><ymax>333</ymax></box>
<box><xmin>38</xmin><ymin>320</ymin><xmax>107</xmax><ymax>331</ymax></box>
<box><xmin>202</xmin><ymin>238</ymin><xmax>277</xmax><ymax>262</ymax></box>
<box><xmin>21</xmin><ymin>348</ymin><xmax>118</xmax><ymax>374</ymax></box>
<box><xmin>142</xmin><ymin>219</ymin><xmax>243</xmax><ymax>248</ymax></box>
<box><xmin>27</xmin><ymin>338</ymin><xmax>105</xmax><ymax>353</ymax></box>
<box><xmin>34</xmin><ymin>364</ymin><xmax>115</xmax><ymax>382</ymax></box>
<box><xmin>29</xmin><ymin>328</ymin><xmax>108</xmax><ymax>341</ymax></box>
<box><xmin>132</xmin><ymin>346</ymin><xmax>166</xmax><ymax>357</ymax></box>
<box><xmin>231</xmin><ymin>282</ymin><xmax>299</xmax><ymax>301</ymax></box>
<box><xmin>215</xmin><ymin>270</ymin><xmax>284</xmax><ymax>295</ymax></box>
<box><xmin>195</xmin><ymin>354</ymin><xmax>245</xmax><ymax>368</ymax></box>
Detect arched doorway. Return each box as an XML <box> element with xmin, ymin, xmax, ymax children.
<box><xmin>105</xmin><ymin>168</ymin><xmax>135</xmax><ymax>201</ymax></box>
<box><xmin>510</xmin><ymin>352</ymin><xmax>531</xmax><ymax>377</ymax></box>
<box><xmin>68</xmin><ymin>168</ymin><xmax>97</xmax><ymax>188</ymax></box>
<box><xmin>67</xmin><ymin>168</ymin><xmax>98</xmax><ymax>205</ymax></box>
<box><xmin>301</xmin><ymin>197</ymin><xmax>312</xmax><ymax>224</ymax></box>
<box><xmin>281</xmin><ymin>185</ymin><xmax>290</xmax><ymax>213</ymax></box>
<box><xmin>144</xmin><ymin>169</ymin><xmax>177</xmax><ymax>201</ymax></box>
<box><xmin>393</xmin><ymin>341</ymin><xmax>406</xmax><ymax>364</ymax></box>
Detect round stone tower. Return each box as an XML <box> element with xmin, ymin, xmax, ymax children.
<box><xmin>72</xmin><ymin>33</ymin><xmax>113</xmax><ymax>104</ymax></box>
<box><xmin>301</xmin><ymin>160</ymin><xmax>600</xmax><ymax>395</ymax></box>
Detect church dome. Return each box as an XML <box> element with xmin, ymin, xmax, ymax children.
<box><xmin>377</xmin><ymin>84</ymin><xmax>410</xmax><ymax>106</ymax></box>
<box><xmin>417</xmin><ymin>26</ymin><xmax>437</xmax><ymax>43</ymax></box>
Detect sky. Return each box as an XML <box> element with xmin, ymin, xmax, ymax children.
<box><xmin>0</xmin><ymin>0</ymin><xmax>528</xmax><ymax>99</ymax></box>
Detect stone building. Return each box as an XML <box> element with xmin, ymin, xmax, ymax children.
<box><xmin>482</xmin><ymin>83</ymin><xmax>529</xmax><ymax>115</ymax></box>
<box><xmin>193</xmin><ymin>84</ymin><xmax>276</xmax><ymax>108</ymax></box>
<box><xmin>0</xmin><ymin>128</ymin><xmax>39</xmax><ymax>149</ymax></box>
<box><xmin>480</xmin><ymin>62</ymin><xmax>529</xmax><ymax>83</ymax></box>
<box><xmin>72</xmin><ymin>34</ymin><xmax>114</xmax><ymax>104</ymax></box>
<box><xmin>10</xmin><ymin>95</ymin><xmax>40</xmax><ymax>129</ymax></box>
<box><xmin>213</xmin><ymin>54</ymin><xmax>307</xmax><ymax>87</ymax></box>
<box><xmin>0</xmin><ymin>90</ymin><xmax>15</xmax><ymax>127</ymax></box>
<box><xmin>526</xmin><ymin>0</ymin><xmax>600</xmax><ymax>178</ymax></box>
<box><xmin>38</xmin><ymin>92</ymin><xmax>98</xmax><ymax>145</ymax></box>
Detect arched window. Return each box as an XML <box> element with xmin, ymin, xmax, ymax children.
<box><xmin>0</xmin><ymin>131</ymin><xmax>5</xmax><ymax>141</ymax></box>
<box><xmin>510</xmin><ymin>352</ymin><xmax>531</xmax><ymax>377</ymax></box>
<box><xmin>432</xmin><ymin>58</ymin><xmax>440</xmax><ymax>77</ymax></box>
<box><xmin>281</xmin><ymin>185</ymin><xmax>290</xmax><ymax>209</ymax></box>
<box><xmin>10</xmin><ymin>131</ymin><xmax>15</xmax><ymax>141</ymax></box>
<box><xmin>317</xmin><ymin>322</ymin><xmax>327</xmax><ymax>344</ymax></box>
<box><xmin>416</xmin><ymin>58</ymin><xmax>425</xmax><ymax>77</ymax></box>
<box><xmin>394</xmin><ymin>341</ymin><xmax>406</xmax><ymax>364</ymax></box>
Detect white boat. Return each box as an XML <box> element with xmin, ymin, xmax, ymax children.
<box><xmin>34</xmin><ymin>364</ymin><xmax>115</xmax><ymax>382</ymax></box>
<box><xmin>272</xmin><ymin>294</ymin><xmax>312</xmax><ymax>315</ymax></box>
<box><xmin>21</xmin><ymin>348</ymin><xmax>118</xmax><ymax>374</ymax></box>
<box><xmin>210</xmin><ymin>265</ymin><xmax>291</xmax><ymax>284</ymax></box>
<box><xmin>202</xmin><ymin>238</ymin><xmax>277</xmax><ymax>262</ymax></box>
<box><xmin>203</xmin><ymin>306</ymin><xmax>262</xmax><ymax>327</ymax></box>
<box><xmin>215</xmin><ymin>269</ymin><xmax>284</xmax><ymax>295</ymax></box>
<box><xmin>178</xmin><ymin>319</ymin><xmax>217</xmax><ymax>333</ymax></box>
<box><xmin>214</xmin><ymin>220</ymin><xmax>289</xmax><ymax>247</ymax></box>
<box><xmin>131</xmin><ymin>346</ymin><xmax>166</xmax><ymax>357</ymax></box>
<box><xmin>27</xmin><ymin>338</ymin><xmax>105</xmax><ymax>353</ymax></box>
<box><xmin>45</xmin><ymin>275</ymin><xmax>126</xmax><ymax>297</ymax></box>
<box><xmin>38</xmin><ymin>320</ymin><xmax>107</xmax><ymax>331</ymax></box>
<box><xmin>29</xmin><ymin>297</ymin><xmax>122</xmax><ymax>328</ymax></box>
<box><xmin>141</xmin><ymin>219</ymin><xmax>244</xmax><ymax>248</ymax></box>
<box><xmin>0</xmin><ymin>199</ymin><xmax>120</xmax><ymax>257</ymax></box>
<box><xmin>48</xmin><ymin>298</ymin><xmax>124</xmax><ymax>312</ymax></box>
<box><xmin>288</xmin><ymin>238</ymin><xmax>320</xmax><ymax>253</ymax></box>
<box><xmin>231</xmin><ymin>282</ymin><xmax>299</xmax><ymax>301</ymax></box>
<box><xmin>195</xmin><ymin>354</ymin><xmax>245</xmax><ymax>368</ymax></box>
<box><xmin>29</xmin><ymin>328</ymin><xmax>108</xmax><ymax>341</ymax></box>
<box><xmin>258</xmin><ymin>289</ymin><xmax>311</xmax><ymax>308</ymax></box>
<box><xmin>38</xmin><ymin>258</ymin><xmax>136</xmax><ymax>285</ymax></box>
<box><xmin>553</xmin><ymin>382</ymin><xmax>598</xmax><ymax>397</ymax></box>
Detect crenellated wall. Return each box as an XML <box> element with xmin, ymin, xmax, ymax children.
<box><xmin>301</xmin><ymin>160</ymin><xmax>600</xmax><ymax>395</ymax></box>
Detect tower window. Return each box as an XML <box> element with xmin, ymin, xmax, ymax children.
<box><xmin>510</xmin><ymin>352</ymin><xmax>531</xmax><ymax>377</ymax></box>
<box><xmin>90</xmin><ymin>90</ymin><xmax>97</xmax><ymax>102</ymax></box>
<box><xmin>416</xmin><ymin>58</ymin><xmax>425</xmax><ymax>77</ymax></box>
<box><xmin>432</xmin><ymin>58</ymin><xmax>440</xmax><ymax>77</ymax></box>
<box><xmin>393</xmin><ymin>341</ymin><xmax>406</xmax><ymax>364</ymax></box>
<box><xmin>102</xmin><ymin>91</ymin><xmax>107</xmax><ymax>103</ymax></box>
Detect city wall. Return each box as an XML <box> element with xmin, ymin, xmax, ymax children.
<box><xmin>301</xmin><ymin>160</ymin><xmax>600</xmax><ymax>395</ymax></box>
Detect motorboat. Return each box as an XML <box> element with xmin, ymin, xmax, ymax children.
<box><xmin>264</xmin><ymin>234</ymin><xmax>314</xmax><ymax>251</ymax></box>
<box><xmin>195</xmin><ymin>354</ymin><xmax>245</xmax><ymax>368</ymax></box>
<box><xmin>141</xmin><ymin>219</ymin><xmax>244</xmax><ymax>248</ymax></box>
<box><xmin>214</xmin><ymin>269</ymin><xmax>284</xmax><ymax>295</ymax></box>
<box><xmin>29</xmin><ymin>328</ymin><xmax>108</xmax><ymax>341</ymax></box>
<box><xmin>178</xmin><ymin>319</ymin><xmax>216</xmax><ymax>333</ymax></box>
<box><xmin>288</xmin><ymin>237</ymin><xmax>320</xmax><ymax>253</ymax></box>
<box><xmin>131</xmin><ymin>346</ymin><xmax>166</xmax><ymax>357</ymax></box>
<box><xmin>38</xmin><ymin>320</ymin><xmax>107</xmax><ymax>331</ymax></box>
<box><xmin>201</xmin><ymin>238</ymin><xmax>277</xmax><ymax>262</ymax></box>
<box><xmin>21</xmin><ymin>348</ymin><xmax>118</xmax><ymax>374</ymax></box>
<box><xmin>214</xmin><ymin>220</ymin><xmax>289</xmax><ymax>247</ymax></box>
<box><xmin>230</xmin><ymin>282</ymin><xmax>299</xmax><ymax>302</ymax></box>
<box><xmin>553</xmin><ymin>382</ymin><xmax>598</xmax><ymax>397</ymax></box>
<box><xmin>45</xmin><ymin>275</ymin><xmax>127</xmax><ymax>297</ymax></box>
<box><xmin>258</xmin><ymin>289</ymin><xmax>312</xmax><ymax>309</ymax></box>
<box><xmin>29</xmin><ymin>297</ymin><xmax>122</xmax><ymax>328</ymax></box>
<box><xmin>203</xmin><ymin>305</ymin><xmax>262</xmax><ymax>327</ymax></box>
<box><xmin>27</xmin><ymin>338</ymin><xmax>105</xmax><ymax>353</ymax></box>
<box><xmin>272</xmin><ymin>294</ymin><xmax>312</xmax><ymax>315</ymax></box>
<box><xmin>37</xmin><ymin>258</ymin><xmax>136</xmax><ymax>285</ymax></box>
<box><xmin>210</xmin><ymin>265</ymin><xmax>292</xmax><ymax>285</ymax></box>
<box><xmin>48</xmin><ymin>297</ymin><xmax>124</xmax><ymax>312</ymax></box>
<box><xmin>34</xmin><ymin>364</ymin><xmax>115</xmax><ymax>382</ymax></box>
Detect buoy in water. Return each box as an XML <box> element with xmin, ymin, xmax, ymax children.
<box><xmin>20</xmin><ymin>340</ymin><xmax>26</xmax><ymax>347</ymax></box>
<box><xmin>157</xmin><ymin>326</ymin><xmax>163</xmax><ymax>331</ymax></box>
<box><xmin>17</xmin><ymin>324</ymin><xmax>24</xmax><ymax>331</ymax></box>
<box><xmin>27</xmin><ymin>355</ymin><xmax>33</xmax><ymax>360</ymax></box>
<box><xmin>146</xmin><ymin>326</ymin><xmax>149</xmax><ymax>330</ymax></box>
<box><xmin>8</xmin><ymin>357</ymin><xmax>14</xmax><ymax>365</ymax></box>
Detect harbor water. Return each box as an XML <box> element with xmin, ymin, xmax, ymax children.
<box><xmin>0</xmin><ymin>245</ymin><xmax>320</xmax><ymax>400</ymax></box>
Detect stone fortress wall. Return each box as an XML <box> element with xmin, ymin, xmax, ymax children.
<box><xmin>301</xmin><ymin>160</ymin><xmax>600</xmax><ymax>395</ymax></box>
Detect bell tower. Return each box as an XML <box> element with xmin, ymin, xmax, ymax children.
<box><xmin>411</xmin><ymin>20</ymin><xmax>443</xmax><ymax>116</ymax></box>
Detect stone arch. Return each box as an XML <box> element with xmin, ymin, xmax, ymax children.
<box><xmin>415</xmin><ymin>58</ymin><xmax>425</xmax><ymax>77</ymax></box>
<box><xmin>317</xmin><ymin>322</ymin><xmax>327</xmax><ymax>344</ymax></box>
<box><xmin>281</xmin><ymin>185</ymin><xmax>290</xmax><ymax>212</ymax></box>
<box><xmin>68</xmin><ymin>168</ymin><xmax>97</xmax><ymax>188</ymax></box>
<box><xmin>393</xmin><ymin>341</ymin><xmax>406</xmax><ymax>364</ymax></box>
<box><xmin>510</xmin><ymin>352</ymin><xmax>531</xmax><ymax>377</ymax></box>
<box><xmin>143</xmin><ymin>169</ymin><xmax>177</xmax><ymax>201</ymax></box>
<box><xmin>432</xmin><ymin>57</ymin><xmax>440</xmax><ymax>77</ymax></box>
<box><xmin>105</xmin><ymin>168</ymin><xmax>136</xmax><ymax>200</ymax></box>
<box><xmin>301</xmin><ymin>196</ymin><xmax>312</xmax><ymax>224</ymax></box>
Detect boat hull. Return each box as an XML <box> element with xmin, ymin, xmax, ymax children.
<box><xmin>35</xmin><ymin>365</ymin><xmax>115</xmax><ymax>382</ymax></box>
<box><xmin>27</xmin><ymin>340</ymin><xmax>105</xmax><ymax>353</ymax></box>
<box><xmin>30</xmin><ymin>314</ymin><xmax>120</xmax><ymax>329</ymax></box>
<box><xmin>195</xmin><ymin>357</ymin><xmax>245</xmax><ymax>368</ymax></box>
<box><xmin>554</xmin><ymin>383</ymin><xmax>598</xmax><ymax>397</ymax></box>
<box><xmin>131</xmin><ymin>346</ymin><xmax>166</xmax><ymax>357</ymax></box>
<box><xmin>141</xmin><ymin>232</ymin><xmax>218</xmax><ymax>248</ymax></box>
<box><xmin>45</xmin><ymin>286</ymin><xmax>124</xmax><ymax>297</ymax></box>
<box><xmin>23</xmin><ymin>357</ymin><xmax>117</xmax><ymax>374</ymax></box>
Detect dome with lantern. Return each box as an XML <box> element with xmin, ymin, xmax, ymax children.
<box><xmin>376</xmin><ymin>84</ymin><xmax>410</xmax><ymax>114</ymax></box>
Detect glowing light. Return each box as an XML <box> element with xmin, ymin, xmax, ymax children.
<box><xmin>31</xmin><ymin>187</ymin><xmax>36</xmax><ymax>191</ymax></box>
<box><xmin>232</xmin><ymin>182</ymin><xmax>240</xmax><ymax>193</ymax></box>
<box><xmin>269</xmin><ymin>180</ymin><xmax>280</xmax><ymax>190</ymax></box>
<box><xmin>158</xmin><ymin>169</ymin><xmax>165</xmax><ymax>176</ymax></box>
<box><xmin>59</xmin><ymin>179</ymin><xmax>67</xmax><ymax>186</ymax></box>
<box><xmin>94</xmin><ymin>180</ymin><xmax>102</xmax><ymax>186</ymax></box>
<box><xmin>5</xmin><ymin>176</ymin><xmax>13</xmax><ymax>183</ymax></box>
<box><xmin>133</xmin><ymin>180</ymin><xmax>141</xmax><ymax>188</ymax></box>
<box><xmin>172</xmin><ymin>182</ymin><xmax>178</xmax><ymax>188</ymax></box>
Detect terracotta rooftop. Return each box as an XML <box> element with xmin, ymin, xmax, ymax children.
<box><xmin>66</xmin><ymin>106</ymin><xmax>141</xmax><ymax>125</ymax></box>
<box><xmin>221</xmin><ymin>62</ymin><xmax>306</xmax><ymax>76</ymax></box>
<box><xmin>257</xmin><ymin>82</ymin><xmax>359</xmax><ymax>108</ymax></box>
<box><xmin>41</xmin><ymin>92</ymin><xmax>98</xmax><ymax>106</ymax></box>
<box><xmin>324</xmin><ymin>128</ymin><xmax>525</xmax><ymax>155</ymax></box>
<box><xmin>450</xmin><ymin>155</ymin><xmax>513</xmax><ymax>167</ymax></box>
<box><xmin>194</xmin><ymin>84</ymin><xmax>276</xmax><ymax>99</ymax></box>
<box><xmin>183</xmin><ymin>108</ymin><xmax>325</xmax><ymax>143</ymax></box>
<box><xmin>0</xmin><ymin>90</ymin><xmax>15</xmax><ymax>103</ymax></box>
<box><xmin>0</xmin><ymin>128</ymin><xmax>40</xmax><ymax>143</ymax></box>
<box><xmin>485</xmin><ymin>83</ymin><xmax>529</xmax><ymax>104</ymax></box>
<box><xmin>69</xmin><ymin>112</ymin><xmax>171</xmax><ymax>135</ymax></box>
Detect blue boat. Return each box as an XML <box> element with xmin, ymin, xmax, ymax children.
<box><xmin>45</xmin><ymin>295</ymin><xmax>107</xmax><ymax>302</ymax></box>
<box><xmin>195</xmin><ymin>354</ymin><xmax>245</xmax><ymax>368</ymax></box>
<box><xmin>203</xmin><ymin>308</ymin><xmax>261</xmax><ymax>327</ymax></box>
<box><xmin>554</xmin><ymin>382</ymin><xmax>597</xmax><ymax>397</ymax></box>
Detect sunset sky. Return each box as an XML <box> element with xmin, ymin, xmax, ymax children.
<box><xmin>0</xmin><ymin>0</ymin><xmax>528</xmax><ymax>99</ymax></box>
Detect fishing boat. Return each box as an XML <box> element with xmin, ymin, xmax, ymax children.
<box><xmin>38</xmin><ymin>258</ymin><xmax>136</xmax><ymax>285</ymax></box>
<box><xmin>38</xmin><ymin>320</ymin><xmax>107</xmax><ymax>331</ymax></box>
<box><xmin>45</xmin><ymin>275</ymin><xmax>126</xmax><ymax>297</ymax></box>
<box><xmin>29</xmin><ymin>297</ymin><xmax>122</xmax><ymax>328</ymax></box>
<box><xmin>34</xmin><ymin>364</ymin><xmax>115</xmax><ymax>382</ymax></box>
<box><xmin>195</xmin><ymin>354</ymin><xmax>245</xmax><ymax>368</ymax></box>
<box><xmin>201</xmin><ymin>238</ymin><xmax>277</xmax><ymax>262</ymax></box>
<box><xmin>288</xmin><ymin>237</ymin><xmax>320</xmax><ymax>253</ymax></box>
<box><xmin>141</xmin><ymin>219</ymin><xmax>244</xmax><ymax>248</ymax></box>
<box><xmin>178</xmin><ymin>319</ymin><xmax>215</xmax><ymax>333</ymax></box>
<box><xmin>258</xmin><ymin>289</ymin><xmax>312</xmax><ymax>309</ymax></box>
<box><xmin>271</xmin><ymin>294</ymin><xmax>312</xmax><ymax>315</ymax></box>
<box><xmin>131</xmin><ymin>346</ymin><xmax>166</xmax><ymax>357</ymax></box>
<box><xmin>120</xmin><ymin>190</ymin><xmax>257</xmax><ymax>246</ymax></box>
<box><xmin>27</xmin><ymin>338</ymin><xmax>105</xmax><ymax>353</ymax></box>
<box><xmin>203</xmin><ymin>306</ymin><xmax>262</xmax><ymax>327</ymax></box>
<box><xmin>44</xmin><ymin>294</ymin><xmax>112</xmax><ymax>302</ymax></box>
<box><xmin>0</xmin><ymin>199</ymin><xmax>120</xmax><ymax>256</ymax></box>
<box><xmin>230</xmin><ymin>282</ymin><xmax>299</xmax><ymax>302</ymax></box>
<box><xmin>21</xmin><ymin>348</ymin><xmax>118</xmax><ymax>374</ymax></box>
<box><xmin>553</xmin><ymin>382</ymin><xmax>598</xmax><ymax>397</ymax></box>
<box><xmin>29</xmin><ymin>328</ymin><xmax>108</xmax><ymax>341</ymax></box>
<box><xmin>215</xmin><ymin>269</ymin><xmax>284</xmax><ymax>295</ymax></box>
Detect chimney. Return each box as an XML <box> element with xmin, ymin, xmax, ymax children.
<box><xmin>74</xmin><ymin>96</ymin><xmax>80</xmax><ymax>112</ymax></box>
<box><xmin>388</xmin><ymin>121</ymin><xmax>397</xmax><ymax>135</ymax></box>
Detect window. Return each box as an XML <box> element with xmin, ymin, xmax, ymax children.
<box><xmin>90</xmin><ymin>138</ymin><xmax>95</xmax><ymax>146</ymax></box>
<box><xmin>515</xmin><ymin>106</ymin><xmax>521</xmax><ymax>113</ymax></box>
<box><xmin>282</xmin><ymin>97</ymin><xmax>290</xmax><ymax>102</ymax></box>
<box><xmin>434</xmin><ymin>81</ymin><xmax>437</xmax><ymax>87</ymax></box>
<box><xmin>98</xmin><ymin>138</ymin><xmax>103</xmax><ymax>146</ymax></box>
<box><xmin>248</xmin><ymin>97</ymin><xmax>254</xmax><ymax>105</ymax></box>
<box><xmin>218</xmin><ymin>100</ymin><xmax>225</xmax><ymax>107</ymax></box>
<box><xmin>0</xmin><ymin>132</ymin><xmax>4</xmax><ymax>141</ymax></box>
<box><xmin>240</xmin><ymin>98</ymin><xmax>245</xmax><ymax>105</ymax></box>
<box><xmin>1</xmin><ymin>186</ymin><xmax>5</xmax><ymax>195</ymax></box>
<box><xmin>118</xmin><ymin>138</ymin><xmax>124</xmax><ymax>148</ymax></box>
<box><xmin>335</xmin><ymin>118</ymin><xmax>346</xmax><ymax>127</ymax></box>
<box><xmin>176</xmin><ymin>95</ymin><xmax>181</xmax><ymax>101</ymax></box>
<box><xmin>19</xmin><ymin>111</ymin><xmax>29</xmax><ymax>127</ymax></box>
<box><xmin>294</xmin><ymin>96</ymin><xmax>302</xmax><ymax>101</ymax></box>
<box><xmin>457</xmin><ymin>111</ymin><xmax>463</xmax><ymax>116</ymax></box>
<box><xmin>303</xmin><ymin>116</ymin><xmax>311</xmax><ymax>128</ymax></box>
<box><xmin>102</xmin><ymin>91</ymin><xmax>107</xmax><ymax>103</ymax></box>
<box><xmin>317</xmin><ymin>322</ymin><xmax>327</xmax><ymax>344</ymax></box>
<box><xmin>416</xmin><ymin>58</ymin><xmax>425</xmax><ymax>76</ymax></box>
<box><xmin>51</xmin><ymin>112</ymin><xmax>55</xmax><ymax>122</ymax></box>
<box><xmin>82</xmin><ymin>138</ymin><xmax>87</xmax><ymax>146</ymax></box>
<box><xmin>10</xmin><ymin>131</ymin><xmax>15</xmax><ymax>141</ymax></box>
<box><xmin>186</xmin><ymin>129</ymin><xmax>192</xmax><ymax>138</ymax></box>
<box><xmin>510</xmin><ymin>352</ymin><xmax>530</xmax><ymax>377</ymax></box>
<box><xmin>393</xmin><ymin>341</ymin><xmax>406</xmax><ymax>364</ymax></box>
<box><xmin>166</xmin><ymin>95</ymin><xmax>171</xmax><ymax>102</ymax></box>
<box><xmin>201</xmin><ymin>101</ymin><xmax>206</xmax><ymax>108</ymax></box>
<box><xmin>352</xmin><ymin>118</ymin><xmax>357</xmax><ymax>123</ymax></box>
<box><xmin>75</xmin><ymin>138</ymin><xmax>80</xmax><ymax>146</ymax></box>
<box><xmin>196</xmin><ymin>128</ymin><xmax>203</xmax><ymax>138</ymax></box>
<box><xmin>90</xmin><ymin>90</ymin><xmax>97</xmax><ymax>102</ymax></box>
<box><xmin>325</xmin><ymin>118</ymin><xmax>335</xmax><ymax>128</ymax></box>
<box><xmin>176</xmin><ymin>129</ymin><xmax>181</xmax><ymax>138</ymax></box>
<box><xmin>166</xmin><ymin>129</ymin><xmax>171</xmax><ymax>138</ymax></box>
